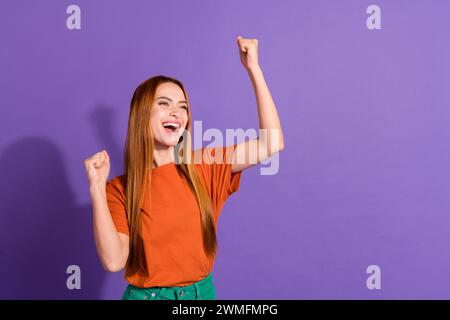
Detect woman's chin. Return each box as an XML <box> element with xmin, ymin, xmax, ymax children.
<box><xmin>154</xmin><ymin>137</ymin><xmax>182</xmax><ymax>148</ymax></box>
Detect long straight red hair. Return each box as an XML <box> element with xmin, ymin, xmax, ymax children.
<box><xmin>123</xmin><ymin>75</ymin><xmax>216</xmax><ymax>278</ymax></box>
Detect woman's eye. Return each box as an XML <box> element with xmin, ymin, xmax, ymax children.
<box><xmin>158</xmin><ymin>101</ymin><xmax>187</xmax><ymax>110</ymax></box>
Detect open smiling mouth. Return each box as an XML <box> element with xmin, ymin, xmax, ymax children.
<box><xmin>161</xmin><ymin>121</ymin><xmax>182</xmax><ymax>134</ymax></box>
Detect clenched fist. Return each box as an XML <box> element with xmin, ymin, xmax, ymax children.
<box><xmin>236</xmin><ymin>35</ymin><xmax>259</xmax><ymax>72</ymax></box>
<box><xmin>84</xmin><ymin>150</ymin><xmax>110</xmax><ymax>189</ymax></box>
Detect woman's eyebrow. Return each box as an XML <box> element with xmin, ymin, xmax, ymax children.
<box><xmin>156</xmin><ymin>96</ymin><xmax>187</xmax><ymax>104</ymax></box>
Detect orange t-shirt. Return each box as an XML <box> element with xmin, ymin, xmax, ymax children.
<box><xmin>105</xmin><ymin>144</ymin><xmax>243</xmax><ymax>288</ymax></box>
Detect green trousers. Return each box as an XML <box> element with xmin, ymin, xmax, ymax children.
<box><xmin>122</xmin><ymin>273</ymin><xmax>216</xmax><ymax>300</ymax></box>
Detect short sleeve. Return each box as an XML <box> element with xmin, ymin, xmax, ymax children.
<box><xmin>196</xmin><ymin>144</ymin><xmax>243</xmax><ymax>207</ymax></box>
<box><xmin>105</xmin><ymin>177</ymin><xmax>130</xmax><ymax>236</ymax></box>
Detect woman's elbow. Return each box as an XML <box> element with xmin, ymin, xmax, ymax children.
<box><xmin>274</xmin><ymin>140</ymin><xmax>285</xmax><ymax>153</ymax></box>
<box><xmin>102</xmin><ymin>258</ymin><xmax>126</xmax><ymax>273</ymax></box>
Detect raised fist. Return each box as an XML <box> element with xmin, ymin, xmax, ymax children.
<box><xmin>84</xmin><ymin>150</ymin><xmax>110</xmax><ymax>188</ymax></box>
<box><xmin>236</xmin><ymin>35</ymin><xmax>259</xmax><ymax>71</ymax></box>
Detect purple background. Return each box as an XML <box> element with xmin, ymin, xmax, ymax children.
<box><xmin>1</xmin><ymin>0</ymin><xmax>449</xmax><ymax>299</ymax></box>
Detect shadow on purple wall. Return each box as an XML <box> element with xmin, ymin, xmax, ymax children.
<box><xmin>0</xmin><ymin>138</ymin><xmax>105</xmax><ymax>299</ymax></box>
<box><xmin>88</xmin><ymin>105</ymin><xmax>124</xmax><ymax>175</ymax></box>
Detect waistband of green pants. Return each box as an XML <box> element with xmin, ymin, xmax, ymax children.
<box><xmin>126</xmin><ymin>273</ymin><xmax>214</xmax><ymax>299</ymax></box>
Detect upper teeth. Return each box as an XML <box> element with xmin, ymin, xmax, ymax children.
<box><xmin>162</xmin><ymin>122</ymin><xmax>181</xmax><ymax>128</ymax></box>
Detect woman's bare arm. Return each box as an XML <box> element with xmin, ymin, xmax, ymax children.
<box><xmin>90</xmin><ymin>184</ymin><xmax>129</xmax><ymax>272</ymax></box>
<box><xmin>232</xmin><ymin>36</ymin><xmax>285</xmax><ymax>173</ymax></box>
<box><xmin>85</xmin><ymin>150</ymin><xmax>129</xmax><ymax>272</ymax></box>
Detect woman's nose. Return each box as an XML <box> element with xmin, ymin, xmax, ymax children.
<box><xmin>169</xmin><ymin>108</ymin><xmax>181</xmax><ymax>117</ymax></box>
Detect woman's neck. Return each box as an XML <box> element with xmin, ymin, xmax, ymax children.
<box><xmin>152</xmin><ymin>144</ymin><xmax>175</xmax><ymax>168</ymax></box>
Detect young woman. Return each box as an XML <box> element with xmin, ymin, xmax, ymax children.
<box><xmin>84</xmin><ymin>36</ymin><xmax>284</xmax><ymax>300</ymax></box>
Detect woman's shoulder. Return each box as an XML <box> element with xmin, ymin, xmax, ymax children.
<box><xmin>107</xmin><ymin>174</ymin><xmax>126</xmax><ymax>193</ymax></box>
<box><xmin>191</xmin><ymin>145</ymin><xmax>235</xmax><ymax>166</ymax></box>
